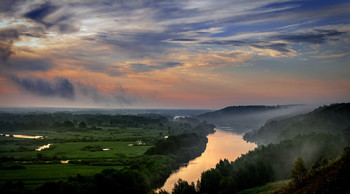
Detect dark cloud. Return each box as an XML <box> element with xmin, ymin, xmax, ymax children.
<box><xmin>0</xmin><ymin>27</ymin><xmax>47</xmax><ymax>62</ymax></box>
<box><xmin>76</xmin><ymin>82</ymin><xmax>138</xmax><ymax>106</ymax></box>
<box><xmin>0</xmin><ymin>29</ymin><xmax>20</xmax><ymax>39</ymax></box>
<box><xmin>271</xmin><ymin>29</ymin><xmax>345</xmax><ymax>44</ymax></box>
<box><xmin>23</xmin><ymin>3</ymin><xmax>78</xmax><ymax>33</ymax></box>
<box><xmin>0</xmin><ymin>29</ymin><xmax>20</xmax><ymax>61</ymax></box>
<box><xmin>6</xmin><ymin>58</ymin><xmax>55</xmax><ymax>71</ymax></box>
<box><xmin>200</xmin><ymin>40</ymin><xmax>249</xmax><ymax>46</ymax></box>
<box><xmin>129</xmin><ymin>63</ymin><xmax>154</xmax><ymax>72</ymax></box>
<box><xmin>24</xmin><ymin>3</ymin><xmax>58</xmax><ymax>24</ymax></box>
<box><xmin>115</xmin><ymin>95</ymin><xmax>133</xmax><ymax>105</ymax></box>
<box><xmin>0</xmin><ymin>43</ymin><xmax>14</xmax><ymax>62</ymax></box>
<box><xmin>114</xmin><ymin>86</ymin><xmax>137</xmax><ymax>106</ymax></box>
<box><xmin>76</xmin><ymin>82</ymin><xmax>107</xmax><ymax>102</ymax></box>
<box><xmin>11</xmin><ymin>76</ymin><xmax>75</xmax><ymax>99</ymax></box>
<box><xmin>200</xmin><ymin>29</ymin><xmax>345</xmax><ymax>53</ymax></box>
<box><xmin>56</xmin><ymin>23</ymin><xmax>79</xmax><ymax>33</ymax></box>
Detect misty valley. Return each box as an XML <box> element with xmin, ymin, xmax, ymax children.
<box><xmin>0</xmin><ymin>103</ymin><xmax>350</xmax><ymax>194</ymax></box>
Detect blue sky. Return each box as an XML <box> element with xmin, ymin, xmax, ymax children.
<box><xmin>0</xmin><ymin>0</ymin><xmax>349</xmax><ymax>108</ymax></box>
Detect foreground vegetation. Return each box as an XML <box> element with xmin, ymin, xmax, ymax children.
<box><xmin>0</xmin><ymin>112</ymin><xmax>214</xmax><ymax>193</ymax></box>
<box><xmin>277</xmin><ymin>147</ymin><xmax>350</xmax><ymax>193</ymax></box>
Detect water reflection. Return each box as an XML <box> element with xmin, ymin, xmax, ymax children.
<box><xmin>36</xmin><ymin>144</ymin><xmax>51</xmax><ymax>151</ymax></box>
<box><xmin>0</xmin><ymin>133</ymin><xmax>43</xmax><ymax>139</ymax></box>
<box><xmin>160</xmin><ymin>129</ymin><xmax>256</xmax><ymax>192</ymax></box>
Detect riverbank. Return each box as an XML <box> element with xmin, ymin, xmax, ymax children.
<box><xmin>160</xmin><ymin>129</ymin><xmax>256</xmax><ymax>192</ymax></box>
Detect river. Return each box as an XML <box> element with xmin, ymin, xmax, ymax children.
<box><xmin>0</xmin><ymin>133</ymin><xmax>43</xmax><ymax>139</ymax></box>
<box><xmin>160</xmin><ymin>128</ymin><xmax>257</xmax><ymax>192</ymax></box>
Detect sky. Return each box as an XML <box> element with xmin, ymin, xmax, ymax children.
<box><xmin>0</xmin><ymin>0</ymin><xmax>349</xmax><ymax>109</ymax></box>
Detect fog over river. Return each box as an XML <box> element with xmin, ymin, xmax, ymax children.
<box><xmin>160</xmin><ymin>128</ymin><xmax>257</xmax><ymax>192</ymax></box>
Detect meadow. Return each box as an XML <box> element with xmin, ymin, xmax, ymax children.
<box><xmin>0</xmin><ymin>112</ymin><xmax>215</xmax><ymax>192</ymax></box>
<box><xmin>0</xmin><ymin>119</ymin><xmax>167</xmax><ymax>188</ymax></box>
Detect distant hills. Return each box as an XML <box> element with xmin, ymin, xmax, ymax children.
<box><xmin>0</xmin><ymin>107</ymin><xmax>211</xmax><ymax>117</ymax></box>
<box><xmin>197</xmin><ymin>104</ymin><xmax>305</xmax><ymax>133</ymax></box>
<box><xmin>244</xmin><ymin>103</ymin><xmax>350</xmax><ymax>145</ymax></box>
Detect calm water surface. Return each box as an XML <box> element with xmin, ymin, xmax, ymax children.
<box><xmin>160</xmin><ymin>128</ymin><xmax>256</xmax><ymax>192</ymax></box>
<box><xmin>0</xmin><ymin>134</ymin><xmax>43</xmax><ymax>139</ymax></box>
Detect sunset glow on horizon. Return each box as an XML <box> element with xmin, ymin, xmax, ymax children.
<box><xmin>1</xmin><ymin>0</ymin><xmax>349</xmax><ymax>109</ymax></box>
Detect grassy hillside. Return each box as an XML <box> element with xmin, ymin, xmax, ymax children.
<box><xmin>239</xmin><ymin>148</ymin><xmax>350</xmax><ymax>194</ymax></box>
<box><xmin>277</xmin><ymin>148</ymin><xmax>350</xmax><ymax>194</ymax></box>
<box><xmin>238</xmin><ymin>180</ymin><xmax>290</xmax><ymax>194</ymax></box>
<box><xmin>244</xmin><ymin>103</ymin><xmax>350</xmax><ymax>145</ymax></box>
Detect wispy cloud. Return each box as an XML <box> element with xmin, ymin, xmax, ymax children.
<box><xmin>271</xmin><ymin>29</ymin><xmax>346</xmax><ymax>44</ymax></box>
<box><xmin>313</xmin><ymin>53</ymin><xmax>348</xmax><ymax>59</ymax></box>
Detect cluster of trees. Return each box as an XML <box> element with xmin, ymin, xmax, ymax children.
<box><xmin>146</xmin><ymin>133</ymin><xmax>210</xmax><ymax>166</ymax></box>
<box><xmin>0</xmin><ymin>168</ymin><xmax>150</xmax><ymax>194</ymax></box>
<box><xmin>109</xmin><ymin>114</ymin><xmax>169</xmax><ymax>128</ymax></box>
<box><xmin>0</xmin><ymin>113</ymin><xmax>169</xmax><ymax>131</ymax></box>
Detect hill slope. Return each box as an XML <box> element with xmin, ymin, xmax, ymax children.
<box><xmin>197</xmin><ymin>105</ymin><xmax>303</xmax><ymax>133</ymax></box>
<box><xmin>278</xmin><ymin>148</ymin><xmax>350</xmax><ymax>194</ymax></box>
<box><xmin>244</xmin><ymin>103</ymin><xmax>350</xmax><ymax>145</ymax></box>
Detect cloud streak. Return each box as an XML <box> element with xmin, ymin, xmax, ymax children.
<box><xmin>271</xmin><ymin>29</ymin><xmax>346</xmax><ymax>44</ymax></box>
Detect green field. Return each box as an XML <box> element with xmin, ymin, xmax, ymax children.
<box><xmin>1</xmin><ymin>140</ymin><xmax>151</xmax><ymax>159</ymax></box>
<box><xmin>0</xmin><ymin>125</ymin><xmax>167</xmax><ymax>188</ymax></box>
<box><xmin>0</xmin><ymin>164</ymin><xmax>124</xmax><ymax>188</ymax></box>
<box><xmin>0</xmin><ymin>112</ymin><xmax>218</xmax><ymax>193</ymax></box>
